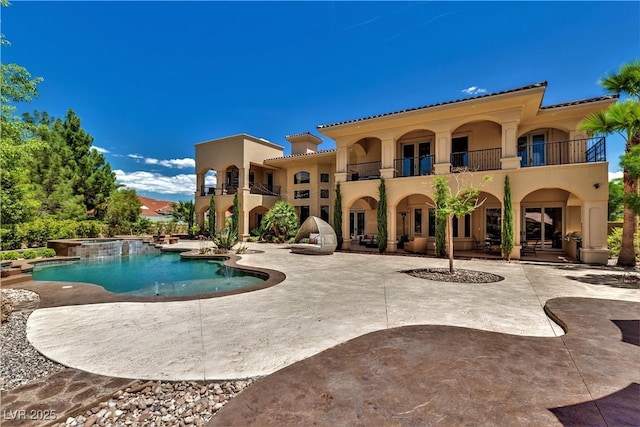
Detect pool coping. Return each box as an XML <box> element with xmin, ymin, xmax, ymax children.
<box><xmin>3</xmin><ymin>250</ymin><xmax>286</xmax><ymax>309</ymax></box>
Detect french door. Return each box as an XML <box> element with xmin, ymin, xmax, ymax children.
<box><xmin>350</xmin><ymin>211</ymin><xmax>365</xmax><ymax>239</ymax></box>
<box><xmin>523</xmin><ymin>207</ymin><xmax>563</xmax><ymax>249</ymax></box>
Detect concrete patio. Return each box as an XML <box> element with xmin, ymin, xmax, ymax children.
<box><xmin>22</xmin><ymin>242</ymin><xmax>639</xmax><ymax>381</ymax></box>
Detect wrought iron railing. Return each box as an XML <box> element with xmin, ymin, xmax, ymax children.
<box><xmin>199</xmin><ymin>184</ymin><xmax>238</xmax><ymax>196</ymax></box>
<box><xmin>200</xmin><ymin>183</ymin><xmax>281</xmax><ymax>196</ymax></box>
<box><xmin>250</xmin><ymin>183</ymin><xmax>281</xmax><ymax>196</ymax></box>
<box><xmin>394</xmin><ymin>155</ymin><xmax>434</xmax><ymax>177</ymax></box>
<box><xmin>347</xmin><ymin>161</ymin><xmax>382</xmax><ymax>181</ymax></box>
<box><xmin>450</xmin><ymin>147</ymin><xmax>502</xmax><ymax>172</ymax></box>
<box><xmin>519</xmin><ymin>137</ymin><xmax>606</xmax><ymax>167</ymax></box>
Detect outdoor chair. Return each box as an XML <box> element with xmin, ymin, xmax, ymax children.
<box><xmin>520</xmin><ymin>240</ymin><xmax>538</xmax><ymax>256</ymax></box>
<box><xmin>290</xmin><ymin>216</ymin><xmax>338</xmax><ymax>255</ymax></box>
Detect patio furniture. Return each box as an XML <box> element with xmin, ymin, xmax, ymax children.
<box><xmin>521</xmin><ymin>240</ymin><xmax>538</xmax><ymax>256</ymax></box>
<box><xmin>473</xmin><ymin>237</ymin><xmax>485</xmax><ymax>252</ymax></box>
<box><xmin>291</xmin><ymin>216</ymin><xmax>338</xmax><ymax>255</ymax></box>
<box><xmin>405</xmin><ymin>236</ymin><xmax>428</xmax><ymax>253</ymax></box>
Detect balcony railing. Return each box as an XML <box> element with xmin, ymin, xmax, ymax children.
<box><xmin>347</xmin><ymin>161</ymin><xmax>382</xmax><ymax>181</ymax></box>
<box><xmin>250</xmin><ymin>183</ymin><xmax>281</xmax><ymax>196</ymax></box>
<box><xmin>450</xmin><ymin>147</ymin><xmax>502</xmax><ymax>172</ymax></box>
<box><xmin>394</xmin><ymin>155</ymin><xmax>434</xmax><ymax>177</ymax></box>
<box><xmin>519</xmin><ymin>137</ymin><xmax>606</xmax><ymax>167</ymax></box>
<box><xmin>199</xmin><ymin>184</ymin><xmax>237</xmax><ymax>196</ymax></box>
<box><xmin>200</xmin><ymin>183</ymin><xmax>281</xmax><ymax>196</ymax></box>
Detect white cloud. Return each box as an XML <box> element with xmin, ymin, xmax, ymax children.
<box><xmin>114</xmin><ymin>169</ymin><xmax>196</xmax><ymax>195</ymax></box>
<box><xmin>91</xmin><ymin>145</ymin><xmax>109</xmax><ymax>154</ymax></box>
<box><xmin>145</xmin><ymin>157</ymin><xmax>195</xmax><ymax>169</ymax></box>
<box><xmin>609</xmin><ymin>171</ymin><xmax>623</xmax><ymax>181</ymax></box>
<box><xmin>461</xmin><ymin>86</ymin><xmax>487</xmax><ymax>95</ymax></box>
<box><xmin>127</xmin><ymin>153</ymin><xmax>195</xmax><ymax>169</ymax></box>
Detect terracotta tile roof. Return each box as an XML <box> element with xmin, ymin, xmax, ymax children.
<box><xmin>265</xmin><ymin>149</ymin><xmax>337</xmax><ymax>161</ymax></box>
<box><xmin>317</xmin><ymin>82</ymin><xmax>548</xmax><ymax>129</ymax></box>
<box><xmin>138</xmin><ymin>195</ymin><xmax>174</xmax><ymax>217</ymax></box>
<box><xmin>539</xmin><ymin>94</ymin><xmax>619</xmax><ymax>109</ymax></box>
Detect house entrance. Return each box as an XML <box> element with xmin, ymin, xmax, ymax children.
<box><xmin>523</xmin><ymin>207</ymin><xmax>563</xmax><ymax>249</ymax></box>
<box><xmin>349</xmin><ymin>211</ymin><xmax>365</xmax><ymax>239</ymax></box>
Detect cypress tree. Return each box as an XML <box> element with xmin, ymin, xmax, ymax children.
<box><xmin>334</xmin><ymin>182</ymin><xmax>343</xmax><ymax>250</ymax></box>
<box><xmin>377</xmin><ymin>177</ymin><xmax>388</xmax><ymax>253</ymax></box>
<box><xmin>208</xmin><ymin>195</ymin><xmax>216</xmax><ymax>237</ymax></box>
<box><xmin>232</xmin><ymin>192</ymin><xmax>239</xmax><ymax>239</ymax></box>
<box><xmin>502</xmin><ymin>175</ymin><xmax>514</xmax><ymax>261</ymax></box>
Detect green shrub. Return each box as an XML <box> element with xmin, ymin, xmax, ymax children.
<box><xmin>608</xmin><ymin>228</ymin><xmax>640</xmax><ymax>257</ymax></box>
<box><xmin>22</xmin><ymin>249</ymin><xmax>37</xmax><ymax>259</ymax></box>
<box><xmin>2</xmin><ymin>251</ymin><xmax>19</xmax><ymax>260</ymax></box>
<box><xmin>0</xmin><ymin>227</ymin><xmax>24</xmax><ymax>251</ymax></box>
<box><xmin>37</xmin><ymin>248</ymin><xmax>56</xmax><ymax>258</ymax></box>
<box><xmin>76</xmin><ymin>220</ymin><xmax>105</xmax><ymax>238</ymax></box>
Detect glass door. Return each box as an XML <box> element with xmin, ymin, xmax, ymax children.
<box><xmin>523</xmin><ymin>207</ymin><xmax>563</xmax><ymax>249</ymax></box>
<box><xmin>349</xmin><ymin>211</ymin><xmax>365</xmax><ymax>239</ymax></box>
<box><xmin>402</xmin><ymin>144</ymin><xmax>415</xmax><ymax>177</ymax></box>
<box><xmin>418</xmin><ymin>142</ymin><xmax>431</xmax><ymax>175</ymax></box>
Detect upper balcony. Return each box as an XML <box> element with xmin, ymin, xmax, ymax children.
<box><xmin>344</xmin><ymin>136</ymin><xmax>606</xmax><ymax>181</ymax></box>
<box><xmin>199</xmin><ymin>183</ymin><xmax>281</xmax><ymax>197</ymax></box>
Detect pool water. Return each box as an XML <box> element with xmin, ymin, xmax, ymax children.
<box><xmin>32</xmin><ymin>252</ymin><xmax>265</xmax><ymax>297</ymax></box>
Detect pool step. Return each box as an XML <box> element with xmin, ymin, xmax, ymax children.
<box><xmin>0</xmin><ymin>273</ymin><xmax>33</xmax><ymax>287</ymax></box>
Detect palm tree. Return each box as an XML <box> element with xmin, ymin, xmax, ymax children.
<box><xmin>581</xmin><ymin>60</ymin><xmax>640</xmax><ymax>267</ymax></box>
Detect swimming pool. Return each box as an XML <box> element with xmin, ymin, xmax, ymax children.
<box><xmin>32</xmin><ymin>252</ymin><xmax>265</xmax><ymax>297</ymax></box>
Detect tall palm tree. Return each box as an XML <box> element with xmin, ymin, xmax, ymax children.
<box><xmin>581</xmin><ymin>61</ymin><xmax>640</xmax><ymax>267</ymax></box>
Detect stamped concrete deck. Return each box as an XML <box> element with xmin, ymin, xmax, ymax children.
<box><xmin>212</xmin><ymin>297</ymin><xmax>639</xmax><ymax>426</ymax></box>
<box><xmin>22</xmin><ymin>243</ymin><xmax>639</xmax><ymax>382</ymax></box>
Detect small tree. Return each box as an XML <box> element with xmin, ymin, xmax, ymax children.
<box><xmin>104</xmin><ymin>188</ymin><xmax>142</xmax><ymax>235</ymax></box>
<box><xmin>260</xmin><ymin>201</ymin><xmax>299</xmax><ymax>242</ymax></box>
<box><xmin>208</xmin><ymin>195</ymin><xmax>216</xmax><ymax>236</ymax></box>
<box><xmin>433</xmin><ymin>185</ymin><xmax>448</xmax><ymax>258</ymax></box>
<box><xmin>232</xmin><ymin>192</ymin><xmax>239</xmax><ymax>237</ymax></box>
<box><xmin>432</xmin><ymin>174</ymin><xmax>491</xmax><ymax>272</ymax></box>
<box><xmin>377</xmin><ymin>177</ymin><xmax>388</xmax><ymax>253</ymax></box>
<box><xmin>334</xmin><ymin>182</ymin><xmax>343</xmax><ymax>250</ymax></box>
<box><xmin>502</xmin><ymin>175</ymin><xmax>514</xmax><ymax>261</ymax></box>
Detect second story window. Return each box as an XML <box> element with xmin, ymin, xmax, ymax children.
<box><xmin>320</xmin><ymin>173</ymin><xmax>330</xmax><ymax>183</ymax></box>
<box><xmin>294</xmin><ymin>190</ymin><xmax>310</xmax><ymax>199</ymax></box>
<box><xmin>294</xmin><ymin>171</ymin><xmax>310</xmax><ymax>184</ymax></box>
<box><xmin>320</xmin><ymin>189</ymin><xmax>330</xmax><ymax>198</ymax></box>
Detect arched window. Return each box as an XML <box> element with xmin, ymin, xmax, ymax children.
<box><xmin>294</xmin><ymin>171</ymin><xmax>310</xmax><ymax>184</ymax></box>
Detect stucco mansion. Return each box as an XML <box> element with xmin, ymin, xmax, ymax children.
<box><xmin>194</xmin><ymin>82</ymin><xmax>616</xmax><ymax>264</ymax></box>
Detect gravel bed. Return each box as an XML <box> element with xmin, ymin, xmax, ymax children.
<box><xmin>58</xmin><ymin>379</ymin><xmax>254</xmax><ymax>426</ymax></box>
<box><xmin>404</xmin><ymin>268</ymin><xmax>505</xmax><ymax>283</ymax></box>
<box><xmin>1</xmin><ymin>310</ymin><xmax>67</xmax><ymax>391</ymax></box>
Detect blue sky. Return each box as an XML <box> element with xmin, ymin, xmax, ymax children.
<box><xmin>3</xmin><ymin>1</ymin><xmax>638</xmax><ymax>202</ymax></box>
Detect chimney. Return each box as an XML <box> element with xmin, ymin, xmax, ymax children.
<box><xmin>285</xmin><ymin>132</ymin><xmax>322</xmax><ymax>155</ymax></box>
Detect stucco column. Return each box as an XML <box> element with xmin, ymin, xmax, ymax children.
<box><xmin>239</xmin><ymin>167</ymin><xmax>249</xmax><ymax>190</ymax></box>
<box><xmin>580</xmin><ymin>200</ymin><xmax>608</xmax><ymax>265</ymax></box>
<box><xmin>387</xmin><ymin>204</ymin><xmax>397</xmax><ymax>252</ymax></box>
<box><xmin>216</xmin><ymin>208</ymin><xmax>226</xmax><ymax>232</ymax></box>
<box><xmin>239</xmin><ymin>192</ymin><xmax>250</xmax><ymax>241</ymax></box>
<box><xmin>380</xmin><ymin>136</ymin><xmax>396</xmax><ymax>179</ymax></box>
<box><xmin>196</xmin><ymin>211</ymin><xmax>205</xmax><ymax>229</ymax></box>
<box><xmin>341</xmin><ymin>204</ymin><xmax>351</xmax><ymax>250</ymax></box>
<box><xmin>196</xmin><ymin>173</ymin><xmax>204</xmax><ymax>196</ymax></box>
<box><xmin>434</xmin><ymin>130</ymin><xmax>452</xmax><ymax>175</ymax></box>
<box><xmin>336</xmin><ymin>145</ymin><xmax>348</xmax><ymax>174</ymax></box>
<box><xmin>569</xmin><ymin>130</ymin><xmax>588</xmax><ymax>163</ymax></box>
<box><xmin>511</xmin><ymin>201</ymin><xmax>521</xmax><ymax>260</ymax></box>
<box><xmin>500</xmin><ymin>121</ymin><xmax>521</xmax><ymax>170</ymax></box>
